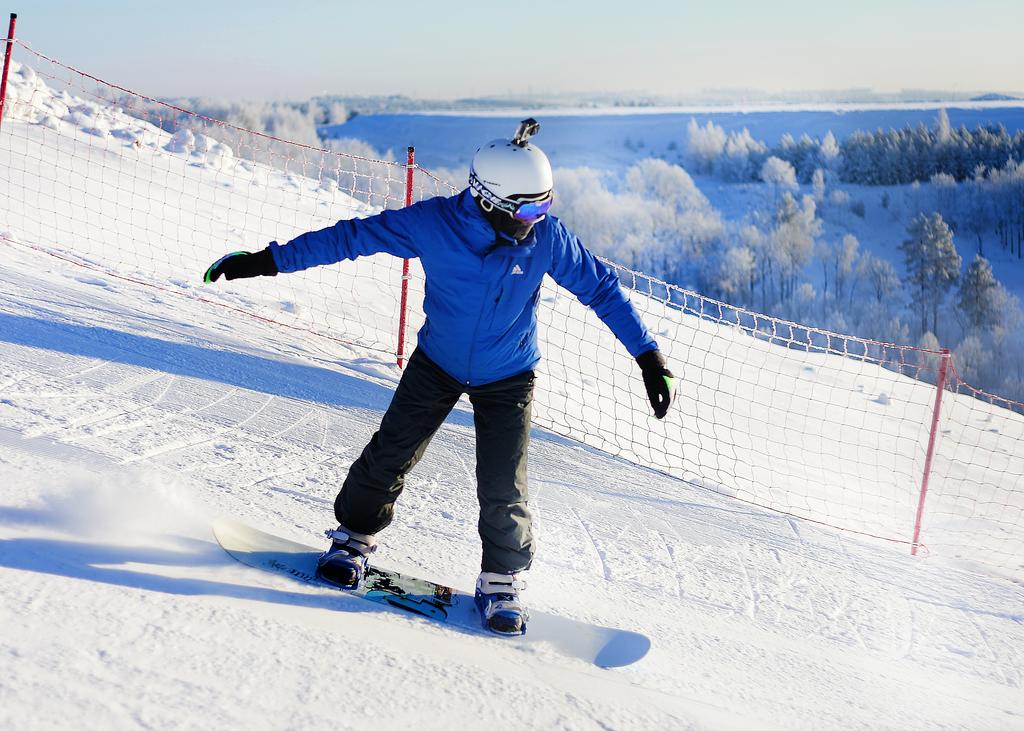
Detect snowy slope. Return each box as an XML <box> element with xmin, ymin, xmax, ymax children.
<box><xmin>3</xmin><ymin>243</ymin><xmax>1024</xmax><ymax>731</ymax></box>
<box><xmin>2</xmin><ymin>60</ymin><xmax>1024</xmax><ymax>729</ymax></box>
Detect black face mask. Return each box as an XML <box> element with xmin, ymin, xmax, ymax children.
<box><xmin>474</xmin><ymin>196</ymin><xmax>535</xmax><ymax>243</ymax></box>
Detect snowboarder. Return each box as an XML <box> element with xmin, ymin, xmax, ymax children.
<box><xmin>203</xmin><ymin>119</ymin><xmax>676</xmax><ymax>635</ymax></box>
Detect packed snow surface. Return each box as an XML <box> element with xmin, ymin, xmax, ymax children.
<box><xmin>1</xmin><ymin>60</ymin><xmax>1023</xmax><ymax>730</ymax></box>
<box><xmin>3</xmin><ymin>245</ymin><xmax>1024</xmax><ymax>730</ymax></box>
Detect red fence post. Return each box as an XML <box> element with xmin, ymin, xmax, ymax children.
<box><xmin>0</xmin><ymin>13</ymin><xmax>17</xmax><ymax>134</ymax></box>
<box><xmin>396</xmin><ymin>146</ymin><xmax>415</xmax><ymax>368</ymax></box>
<box><xmin>911</xmin><ymin>347</ymin><xmax>951</xmax><ymax>555</ymax></box>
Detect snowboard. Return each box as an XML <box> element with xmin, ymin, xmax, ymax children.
<box><xmin>213</xmin><ymin>518</ymin><xmax>650</xmax><ymax>669</ymax></box>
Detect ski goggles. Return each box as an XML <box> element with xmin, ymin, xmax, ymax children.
<box><xmin>470</xmin><ymin>170</ymin><xmax>553</xmax><ymax>223</ymax></box>
<box><xmin>510</xmin><ymin>196</ymin><xmax>553</xmax><ymax>223</ymax></box>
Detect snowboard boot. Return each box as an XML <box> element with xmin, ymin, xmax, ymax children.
<box><xmin>316</xmin><ymin>526</ymin><xmax>377</xmax><ymax>589</ymax></box>
<box><xmin>474</xmin><ymin>571</ymin><xmax>529</xmax><ymax>636</ymax></box>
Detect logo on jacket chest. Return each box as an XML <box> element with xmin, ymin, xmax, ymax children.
<box><xmin>511</xmin><ymin>264</ymin><xmax>524</xmax><ymax>275</ymax></box>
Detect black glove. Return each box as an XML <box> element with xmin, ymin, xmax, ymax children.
<box><xmin>203</xmin><ymin>248</ymin><xmax>278</xmax><ymax>283</ymax></box>
<box><xmin>636</xmin><ymin>349</ymin><xmax>677</xmax><ymax>419</ymax></box>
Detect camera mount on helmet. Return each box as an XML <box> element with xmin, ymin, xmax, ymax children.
<box><xmin>511</xmin><ymin>118</ymin><xmax>540</xmax><ymax>147</ymax></box>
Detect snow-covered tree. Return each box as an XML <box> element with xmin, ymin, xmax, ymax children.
<box><xmin>859</xmin><ymin>252</ymin><xmax>900</xmax><ymax>304</ymax></box>
<box><xmin>739</xmin><ymin>224</ymin><xmax>770</xmax><ymax>308</ymax></box>
<box><xmin>760</xmin><ymin>156</ymin><xmax>798</xmax><ymax>193</ymax></box>
<box><xmin>963</xmin><ymin>171</ymin><xmax>993</xmax><ymax>256</ymax></box>
<box><xmin>811</xmin><ymin>168</ymin><xmax>826</xmax><ymax>203</ymax></box>
<box><xmin>325</xmin><ymin>101</ymin><xmax>349</xmax><ymax>125</ymax></box>
<box><xmin>683</xmin><ymin>119</ymin><xmax>767</xmax><ymax>181</ymax></box>
<box><xmin>784</xmin><ymin>282</ymin><xmax>818</xmax><ymax>322</ymax></box>
<box><xmin>719</xmin><ymin>129</ymin><xmax>768</xmax><ymax>181</ymax></box>
<box><xmin>983</xmin><ymin>160</ymin><xmax>1024</xmax><ymax>259</ymax></box>
<box><xmin>625</xmin><ymin>158</ymin><xmax>707</xmax><ymax>211</ymax></box>
<box><xmin>916</xmin><ymin>331</ymin><xmax>944</xmax><ymax>378</ymax></box>
<box><xmin>819</xmin><ymin>233</ymin><xmax>860</xmax><ymax>307</ymax></box>
<box><xmin>820</xmin><ymin>131</ymin><xmax>840</xmax><ymax>169</ymax></box>
<box><xmin>826</xmin><ymin>234</ymin><xmax>860</xmax><ymax>307</ymax></box>
<box><xmin>929</xmin><ymin>172</ymin><xmax>959</xmax><ymax>231</ymax></box>
<box><xmin>956</xmin><ymin>255</ymin><xmax>1013</xmax><ymax>333</ymax></box>
<box><xmin>899</xmin><ymin>212</ymin><xmax>962</xmax><ymax>336</ymax></box>
<box><xmin>623</xmin><ymin>158</ymin><xmax>724</xmax><ymax>269</ymax></box>
<box><xmin>711</xmin><ymin>245</ymin><xmax>756</xmax><ymax>304</ymax></box>
<box><xmin>953</xmin><ymin>334</ymin><xmax>992</xmax><ymax>385</ymax></box>
<box><xmin>936</xmin><ymin>108</ymin><xmax>952</xmax><ymax>146</ymax></box>
<box><xmin>772</xmin><ymin>193</ymin><xmax>821</xmax><ymax>302</ymax></box>
<box><xmin>553</xmin><ymin>160</ymin><xmax>723</xmax><ymax>284</ymax></box>
<box><xmin>685</xmin><ymin>119</ymin><xmax>726</xmax><ymax>175</ymax></box>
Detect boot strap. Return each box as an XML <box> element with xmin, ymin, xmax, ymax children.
<box><xmin>482</xmin><ymin>599</ymin><xmax>530</xmax><ymax>621</ymax></box>
<box><xmin>324</xmin><ymin>527</ymin><xmax>377</xmax><ymax>555</ymax></box>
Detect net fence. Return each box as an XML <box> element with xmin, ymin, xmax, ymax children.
<box><xmin>1</xmin><ymin>42</ymin><xmax>1022</xmax><ymax>578</ymax></box>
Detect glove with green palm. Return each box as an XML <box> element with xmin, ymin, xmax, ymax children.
<box><xmin>203</xmin><ymin>248</ymin><xmax>278</xmax><ymax>283</ymax></box>
<box><xmin>636</xmin><ymin>349</ymin><xmax>677</xmax><ymax>419</ymax></box>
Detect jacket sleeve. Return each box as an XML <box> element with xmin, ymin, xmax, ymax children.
<box><xmin>268</xmin><ymin>203</ymin><xmax>423</xmax><ymax>274</ymax></box>
<box><xmin>547</xmin><ymin>220</ymin><xmax>658</xmax><ymax>358</ymax></box>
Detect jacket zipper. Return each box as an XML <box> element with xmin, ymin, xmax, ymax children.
<box><xmin>465</xmin><ymin>304</ymin><xmax>485</xmax><ymax>385</ymax></box>
<box><xmin>464</xmin><ymin>256</ymin><xmax>507</xmax><ymax>385</ymax></box>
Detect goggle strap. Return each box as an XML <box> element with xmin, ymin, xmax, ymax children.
<box><xmin>470</xmin><ymin>169</ymin><xmax>552</xmax><ymax>215</ymax></box>
<box><xmin>470</xmin><ymin>170</ymin><xmax>518</xmax><ymax>214</ymax></box>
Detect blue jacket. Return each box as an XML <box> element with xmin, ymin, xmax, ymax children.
<box><xmin>270</xmin><ymin>189</ymin><xmax>657</xmax><ymax>386</ymax></box>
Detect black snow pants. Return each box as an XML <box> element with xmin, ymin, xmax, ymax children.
<box><xmin>335</xmin><ymin>347</ymin><xmax>535</xmax><ymax>574</ymax></box>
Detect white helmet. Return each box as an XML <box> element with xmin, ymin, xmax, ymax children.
<box><xmin>469</xmin><ymin>118</ymin><xmax>553</xmax><ymax>225</ymax></box>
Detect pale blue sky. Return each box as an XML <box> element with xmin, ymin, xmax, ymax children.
<box><xmin>12</xmin><ymin>1</ymin><xmax>1024</xmax><ymax>99</ymax></box>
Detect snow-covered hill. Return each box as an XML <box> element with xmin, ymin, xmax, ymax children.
<box><xmin>4</xmin><ymin>229</ymin><xmax>1024</xmax><ymax>730</ymax></box>
<box><xmin>1</xmin><ymin>56</ymin><xmax>1023</xmax><ymax>729</ymax></box>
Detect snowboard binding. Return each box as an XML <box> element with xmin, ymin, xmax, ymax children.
<box><xmin>316</xmin><ymin>527</ymin><xmax>377</xmax><ymax>589</ymax></box>
<box><xmin>474</xmin><ymin>571</ymin><xmax>529</xmax><ymax>636</ymax></box>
